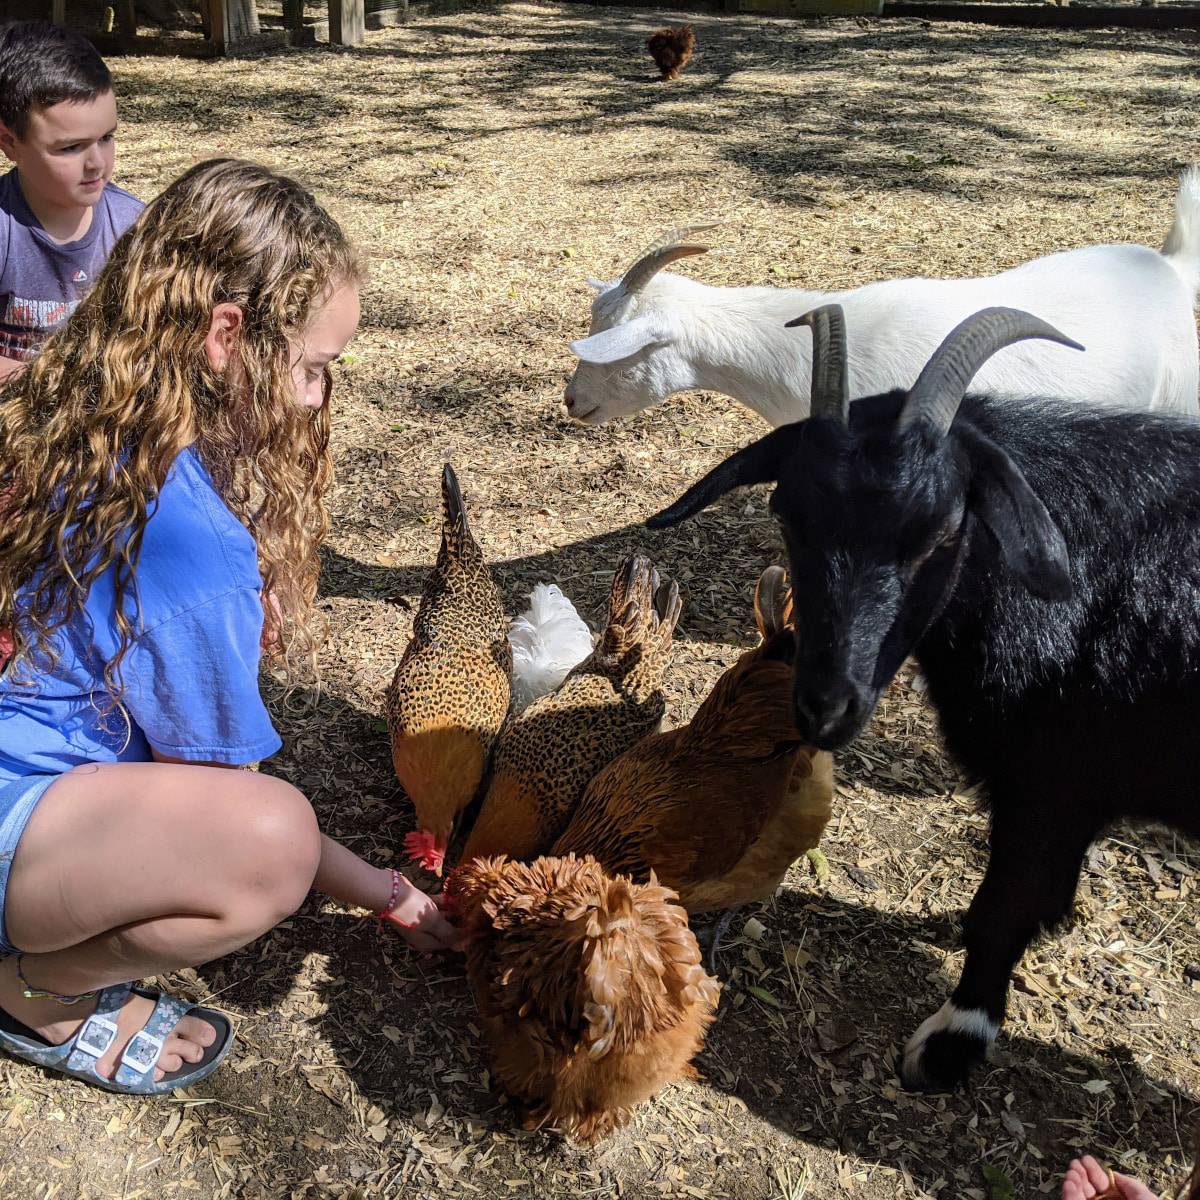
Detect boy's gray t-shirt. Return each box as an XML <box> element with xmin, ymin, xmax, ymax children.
<box><xmin>0</xmin><ymin>167</ymin><xmax>143</xmax><ymax>361</ymax></box>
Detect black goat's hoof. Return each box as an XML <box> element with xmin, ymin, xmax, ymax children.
<box><xmin>900</xmin><ymin>1001</ymin><xmax>997</xmax><ymax>1092</ymax></box>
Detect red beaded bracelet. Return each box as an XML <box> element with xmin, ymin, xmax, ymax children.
<box><xmin>374</xmin><ymin>867</ymin><xmax>417</xmax><ymax>930</ymax></box>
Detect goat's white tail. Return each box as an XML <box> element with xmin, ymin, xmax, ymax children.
<box><xmin>508</xmin><ymin>583</ymin><xmax>594</xmax><ymax>710</ymax></box>
<box><xmin>1163</xmin><ymin>165</ymin><xmax>1200</xmax><ymax>302</ymax></box>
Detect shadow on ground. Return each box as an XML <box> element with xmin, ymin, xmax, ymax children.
<box><xmin>190</xmin><ymin>680</ymin><xmax>1199</xmax><ymax>1197</ymax></box>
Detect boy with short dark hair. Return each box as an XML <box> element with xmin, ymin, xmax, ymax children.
<box><xmin>0</xmin><ymin>21</ymin><xmax>142</xmax><ymax>380</ymax></box>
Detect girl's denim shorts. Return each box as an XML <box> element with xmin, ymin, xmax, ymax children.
<box><xmin>0</xmin><ymin>774</ymin><xmax>59</xmax><ymax>956</ymax></box>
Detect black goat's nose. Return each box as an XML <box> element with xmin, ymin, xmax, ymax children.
<box><xmin>793</xmin><ymin>679</ymin><xmax>866</xmax><ymax>747</ymax></box>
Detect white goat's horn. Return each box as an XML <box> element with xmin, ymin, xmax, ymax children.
<box><xmin>786</xmin><ymin>304</ymin><xmax>849</xmax><ymax>424</ymax></box>
<box><xmin>620</xmin><ymin>223</ymin><xmax>720</xmax><ymax>296</ymax></box>
<box><xmin>900</xmin><ymin>307</ymin><xmax>1084</xmax><ymax>436</ymax></box>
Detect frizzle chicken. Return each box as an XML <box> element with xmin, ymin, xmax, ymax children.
<box><xmin>647</xmin><ymin>24</ymin><xmax>695</xmax><ymax>82</ymax></box>
<box><xmin>459</xmin><ymin>557</ymin><xmax>681</xmax><ymax>865</ymax></box>
<box><xmin>551</xmin><ymin>567</ymin><xmax>834</xmax><ymax>940</ymax></box>
<box><xmin>444</xmin><ymin>853</ymin><xmax>719</xmax><ymax>1143</ymax></box>
<box><xmin>386</xmin><ymin>464</ymin><xmax>512</xmax><ymax>875</ymax></box>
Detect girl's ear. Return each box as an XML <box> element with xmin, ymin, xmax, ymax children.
<box><xmin>203</xmin><ymin>302</ymin><xmax>245</xmax><ymax>371</ymax></box>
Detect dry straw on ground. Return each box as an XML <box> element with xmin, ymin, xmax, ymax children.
<box><xmin>1</xmin><ymin>4</ymin><xmax>1199</xmax><ymax>1197</ymax></box>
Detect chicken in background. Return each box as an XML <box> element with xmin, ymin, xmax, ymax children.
<box><xmin>386</xmin><ymin>464</ymin><xmax>512</xmax><ymax>876</ymax></box>
<box><xmin>647</xmin><ymin>24</ymin><xmax>695</xmax><ymax>82</ymax></box>
<box><xmin>444</xmin><ymin>853</ymin><xmax>719</xmax><ymax>1143</ymax></box>
<box><xmin>508</xmin><ymin>583</ymin><xmax>594</xmax><ymax>712</ymax></box>
<box><xmin>552</xmin><ymin>566</ymin><xmax>835</xmax><ymax>963</ymax></box>
<box><xmin>459</xmin><ymin>556</ymin><xmax>682</xmax><ymax>865</ymax></box>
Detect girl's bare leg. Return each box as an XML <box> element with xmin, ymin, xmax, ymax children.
<box><xmin>0</xmin><ymin>761</ymin><xmax>321</xmax><ymax>1080</ymax></box>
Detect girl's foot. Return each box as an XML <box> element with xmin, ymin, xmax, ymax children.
<box><xmin>1062</xmin><ymin>1156</ymin><xmax>1159</xmax><ymax>1200</ymax></box>
<box><xmin>0</xmin><ymin>956</ymin><xmax>217</xmax><ymax>1082</ymax></box>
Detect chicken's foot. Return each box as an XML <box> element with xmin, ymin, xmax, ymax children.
<box><xmin>693</xmin><ymin>907</ymin><xmax>742</xmax><ymax>975</ymax></box>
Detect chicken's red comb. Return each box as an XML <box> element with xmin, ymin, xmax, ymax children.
<box><xmin>404</xmin><ymin>829</ymin><xmax>446</xmax><ymax>873</ymax></box>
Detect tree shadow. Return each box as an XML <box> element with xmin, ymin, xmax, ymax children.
<box><xmin>302</xmin><ymin>878</ymin><xmax>1199</xmax><ymax>1198</ymax></box>
<box><xmin>114</xmin><ymin>3</ymin><xmax>1197</xmax><ymax>211</ymax></box>
<box><xmin>318</xmin><ymin>485</ymin><xmax>784</xmax><ymax>648</ymax></box>
<box><xmin>187</xmin><ymin>674</ymin><xmax>1197</xmax><ymax>1196</ymax></box>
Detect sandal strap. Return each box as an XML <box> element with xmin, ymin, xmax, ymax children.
<box><xmin>113</xmin><ymin>991</ymin><xmax>193</xmax><ymax>1088</ymax></box>
<box><xmin>64</xmin><ymin>983</ymin><xmax>132</xmax><ymax>1080</ymax></box>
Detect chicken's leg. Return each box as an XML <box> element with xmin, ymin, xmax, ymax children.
<box><xmin>693</xmin><ymin>907</ymin><xmax>742</xmax><ymax>975</ymax></box>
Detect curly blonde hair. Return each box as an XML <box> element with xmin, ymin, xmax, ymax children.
<box><xmin>0</xmin><ymin>158</ymin><xmax>362</xmax><ymax>703</ymax></box>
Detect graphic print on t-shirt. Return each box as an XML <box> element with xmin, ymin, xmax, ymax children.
<box><xmin>0</xmin><ymin>294</ymin><xmax>77</xmax><ymax>360</ymax></box>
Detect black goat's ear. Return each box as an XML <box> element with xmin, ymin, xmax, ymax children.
<box><xmin>962</xmin><ymin>428</ymin><xmax>1072</xmax><ymax>601</ymax></box>
<box><xmin>647</xmin><ymin>424</ymin><xmax>805</xmax><ymax>529</ymax></box>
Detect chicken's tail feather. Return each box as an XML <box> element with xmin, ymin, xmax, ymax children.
<box><xmin>509</xmin><ymin>583</ymin><xmax>594</xmax><ymax>709</ymax></box>
<box><xmin>595</xmin><ymin>556</ymin><xmax>682</xmax><ymax>664</ymax></box>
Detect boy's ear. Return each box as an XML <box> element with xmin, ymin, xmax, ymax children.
<box><xmin>203</xmin><ymin>303</ymin><xmax>245</xmax><ymax>372</ymax></box>
<box><xmin>0</xmin><ymin>121</ymin><xmax>19</xmax><ymax>165</ymax></box>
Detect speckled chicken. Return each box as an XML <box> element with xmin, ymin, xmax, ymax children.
<box><xmin>386</xmin><ymin>464</ymin><xmax>512</xmax><ymax>875</ymax></box>
<box><xmin>444</xmin><ymin>853</ymin><xmax>719</xmax><ymax>1143</ymax></box>
<box><xmin>459</xmin><ymin>556</ymin><xmax>681</xmax><ymax>865</ymax></box>
<box><xmin>551</xmin><ymin>566</ymin><xmax>835</xmax><ymax>925</ymax></box>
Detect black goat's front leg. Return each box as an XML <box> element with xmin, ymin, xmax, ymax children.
<box><xmin>901</xmin><ymin>800</ymin><xmax>1096</xmax><ymax>1091</ymax></box>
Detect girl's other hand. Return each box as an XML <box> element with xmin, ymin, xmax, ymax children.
<box><xmin>1061</xmin><ymin>1156</ymin><xmax>1159</xmax><ymax>1200</ymax></box>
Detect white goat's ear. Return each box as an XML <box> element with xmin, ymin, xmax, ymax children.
<box><xmin>585</xmin><ymin>276</ymin><xmax>608</xmax><ymax>293</ymax></box>
<box><xmin>571</xmin><ymin>316</ymin><xmax>666</xmax><ymax>365</ymax></box>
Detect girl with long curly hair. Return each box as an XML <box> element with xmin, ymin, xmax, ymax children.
<box><xmin>0</xmin><ymin>158</ymin><xmax>457</xmax><ymax>1095</ymax></box>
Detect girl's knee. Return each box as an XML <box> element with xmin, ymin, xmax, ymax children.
<box><xmin>234</xmin><ymin>774</ymin><xmax>321</xmax><ymax>918</ymax></box>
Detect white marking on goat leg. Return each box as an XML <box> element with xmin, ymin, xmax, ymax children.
<box><xmin>902</xmin><ymin>1001</ymin><xmax>1000</xmax><ymax>1083</ymax></box>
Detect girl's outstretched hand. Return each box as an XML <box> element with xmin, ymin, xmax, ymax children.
<box><xmin>383</xmin><ymin>876</ymin><xmax>461</xmax><ymax>952</ymax></box>
<box><xmin>1062</xmin><ymin>1156</ymin><xmax>1158</xmax><ymax>1200</ymax></box>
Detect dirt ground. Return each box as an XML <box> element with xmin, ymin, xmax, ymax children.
<box><xmin>2</xmin><ymin>4</ymin><xmax>1200</xmax><ymax>1197</ymax></box>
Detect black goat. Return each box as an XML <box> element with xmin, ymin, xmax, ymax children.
<box><xmin>647</xmin><ymin>304</ymin><xmax>1200</xmax><ymax>1091</ymax></box>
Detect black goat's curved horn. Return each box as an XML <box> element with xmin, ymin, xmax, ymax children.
<box><xmin>785</xmin><ymin>304</ymin><xmax>849</xmax><ymax>424</ymax></box>
<box><xmin>899</xmin><ymin>307</ymin><xmax>1085</xmax><ymax>435</ymax></box>
<box><xmin>621</xmin><ymin>223</ymin><xmax>721</xmax><ymax>295</ymax></box>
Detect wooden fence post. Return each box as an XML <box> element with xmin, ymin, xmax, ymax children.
<box><xmin>205</xmin><ymin>0</ymin><xmax>267</xmax><ymax>53</ymax></box>
<box><xmin>117</xmin><ymin>0</ymin><xmax>137</xmax><ymax>44</ymax></box>
<box><xmin>328</xmin><ymin>0</ymin><xmax>365</xmax><ymax>45</ymax></box>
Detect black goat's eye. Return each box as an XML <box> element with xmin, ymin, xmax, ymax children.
<box><xmin>906</xmin><ymin>529</ymin><xmax>953</xmax><ymax>575</ymax></box>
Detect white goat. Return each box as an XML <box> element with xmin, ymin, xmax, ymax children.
<box><xmin>565</xmin><ymin>170</ymin><xmax>1200</xmax><ymax>427</ymax></box>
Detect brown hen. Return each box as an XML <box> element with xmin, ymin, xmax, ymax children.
<box><xmin>459</xmin><ymin>556</ymin><xmax>681</xmax><ymax>865</ymax></box>
<box><xmin>551</xmin><ymin>566</ymin><xmax>834</xmax><ymax>924</ymax></box>
<box><xmin>385</xmin><ymin>464</ymin><xmax>512</xmax><ymax>875</ymax></box>
<box><xmin>445</xmin><ymin>853</ymin><xmax>719</xmax><ymax>1143</ymax></box>
<box><xmin>648</xmin><ymin>24</ymin><xmax>695</xmax><ymax>82</ymax></box>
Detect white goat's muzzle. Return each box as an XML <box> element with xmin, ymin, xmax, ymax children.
<box><xmin>563</xmin><ymin>385</ymin><xmax>600</xmax><ymax>423</ymax></box>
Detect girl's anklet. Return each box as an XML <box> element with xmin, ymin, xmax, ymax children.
<box><xmin>15</xmin><ymin>955</ymin><xmax>99</xmax><ymax>1007</ymax></box>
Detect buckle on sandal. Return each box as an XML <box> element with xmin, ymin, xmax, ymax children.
<box><xmin>75</xmin><ymin>1014</ymin><xmax>119</xmax><ymax>1060</ymax></box>
<box><xmin>121</xmin><ymin>1029</ymin><xmax>164</xmax><ymax>1075</ymax></box>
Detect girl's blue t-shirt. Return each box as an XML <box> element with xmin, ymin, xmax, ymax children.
<box><xmin>0</xmin><ymin>448</ymin><xmax>282</xmax><ymax>781</ymax></box>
